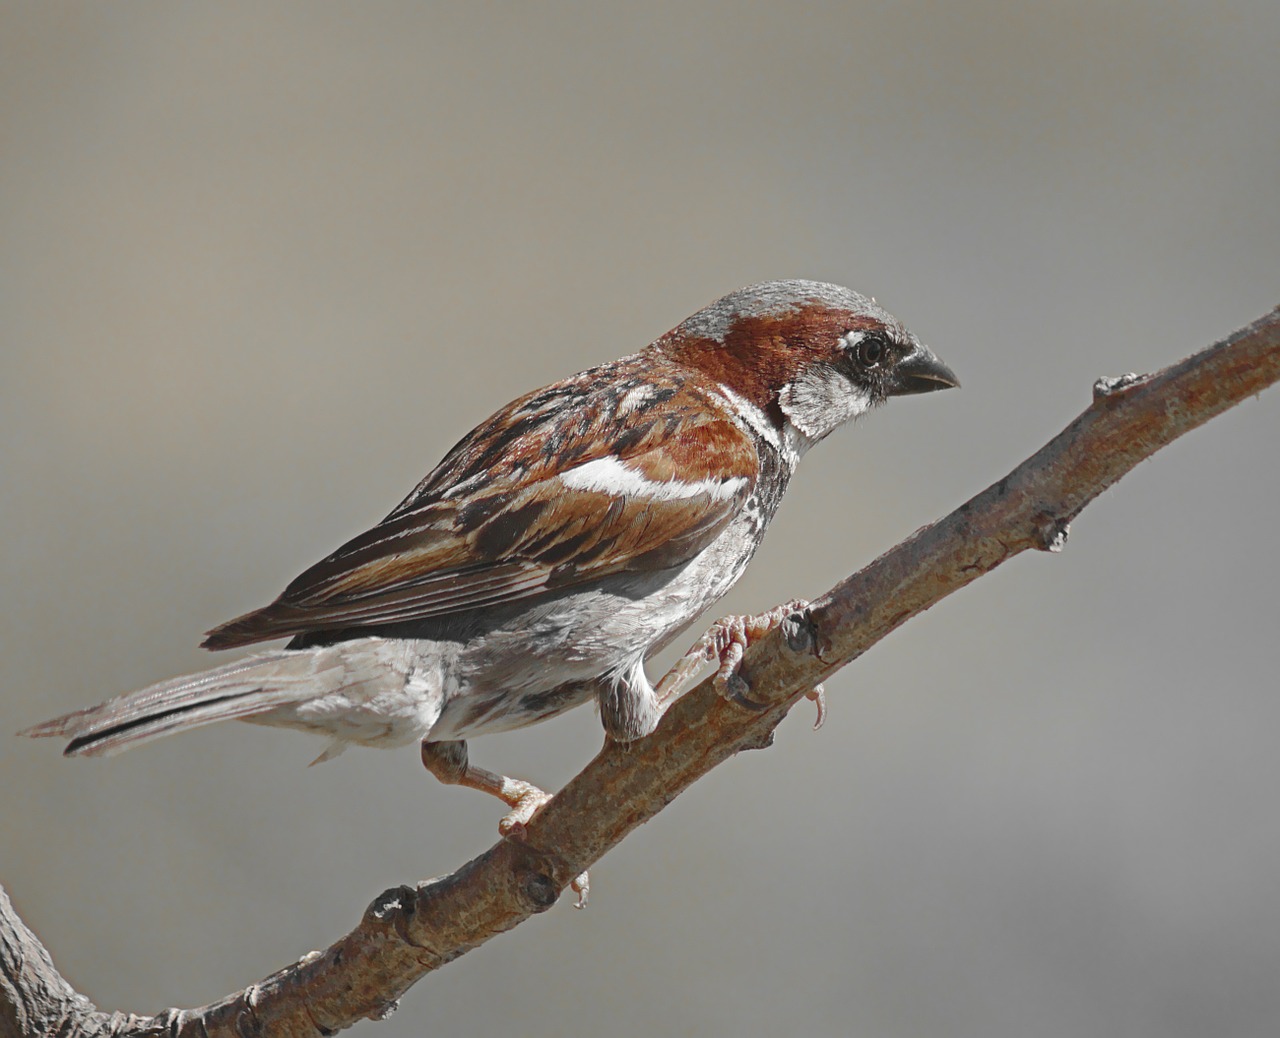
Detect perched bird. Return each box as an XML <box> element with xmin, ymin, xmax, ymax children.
<box><xmin>23</xmin><ymin>280</ymin><xmax>957</xmax><ymax>831</ymax></box>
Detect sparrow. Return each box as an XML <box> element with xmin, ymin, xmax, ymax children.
<box><xmin>22</xmin><ymin>279</ymin><xmax>957</xmax><ymax>837</ymax></box>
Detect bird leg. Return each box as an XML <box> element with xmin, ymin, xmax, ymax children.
<box><xmin>420</xmin><ymin>738</ymin><xmax>589</xmax><ymax>907</ymax></box>
<box><xmin>656</xmin><ymin>599</ymin><xmax>826</xmax><ymax>726</ymax></box>
<box><xmin>420</xmin><ymin>739</ymin><xmax>547</xmax><ymax>834</ymax></box>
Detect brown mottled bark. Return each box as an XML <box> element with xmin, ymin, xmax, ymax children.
<box><xmin>3</xmin><ymin>305</ymin><xmax>1278</xmax><ymax>1038</ymax></box>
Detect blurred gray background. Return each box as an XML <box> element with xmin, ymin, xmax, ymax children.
<box><xmin>3</xmin><ymin>3</ymin><xmax>1278</xmax><ymax>1036</ymax></box>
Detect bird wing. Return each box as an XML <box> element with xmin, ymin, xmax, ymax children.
<box><xmin>202</xmin><ymin>365</ymin><xmax>758</xmax><ymax>649</ymax></box>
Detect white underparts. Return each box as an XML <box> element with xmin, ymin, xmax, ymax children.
<box><xmin>560</xmin><ymin>455</ymin><xmax>748</xmax><ymax>501</ymax></box>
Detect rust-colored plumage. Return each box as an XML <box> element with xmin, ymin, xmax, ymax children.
<box><xmin>203</xmin><ymin>356</ymin><xmax>759</xmax><ymax>649</ymax></box>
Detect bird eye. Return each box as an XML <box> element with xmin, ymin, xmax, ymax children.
<box><xmin>850</xmin><ymin>333</ymin><xmax>885</xmax><ymax>369</ymax></box>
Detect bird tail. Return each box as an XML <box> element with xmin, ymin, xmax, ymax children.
<box><xmin>18</xmin><ymin>651</ymin><xmax>323</xmax><ymax>758</ymax></box>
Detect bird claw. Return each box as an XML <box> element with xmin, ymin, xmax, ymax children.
<box><xmin>660</xmin><ymin>600</ymin><xmax>814</xmax><ymax>711</ymax></box>
<box><xmin>497</xmin><ymin>787</ymin><xmax>591</xmax><ymax>908</ymax></box>
<box><xmin>497</xmin><ymin>784</ymin><xmax>554</xmax><ymax>839</ymax></box>
<box><xmin>806</xmin><ymin>683</ymin><xmax>827</xmax><ymax>730</ymax></box>
<box><xmin>724</xmin><ymin>671</ymin><xmax>768</xmax><ymax>711</ymax></box>
<box><xmin>501</xmin><ymin>798</ymin><xmax>591</xmax><ymax>908</ymax></box>
<box><xmin>421</xmin><ymin>740</ymin><xmax>591</xmax><ymax>907</ymax></box>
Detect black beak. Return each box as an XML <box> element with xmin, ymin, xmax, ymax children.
<box><xmin>889</xmin><ymin>343</ymin><xmax>960</xmax><ymax>396</ymax></box>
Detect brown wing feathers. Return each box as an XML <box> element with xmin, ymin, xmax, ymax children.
<box><xmin>203</xmin><ymin>360</ymin><xmax>758</xmax><ymax>650</ymax></box>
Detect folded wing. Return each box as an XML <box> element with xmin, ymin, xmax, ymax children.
<box><xmin>203</xmin><ymin>372</ymin><xmax>758</xmax><ymax>649</ymax></box>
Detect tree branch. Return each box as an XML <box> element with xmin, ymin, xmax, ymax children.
<box><xmin>4</xmin><ymin>305</ymin><xmax>1278</xmax><ymax>1038</ymax></box>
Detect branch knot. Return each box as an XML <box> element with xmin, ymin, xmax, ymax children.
<box><xmin>1093</xmin><ymin>372</ymin><xmax>1147</xmax><ymax>400</ymax></box>
<box><xmin>1033</xmin><ymin>513</ymin><xmax>1070</xmax><ymax>553</ymax></box>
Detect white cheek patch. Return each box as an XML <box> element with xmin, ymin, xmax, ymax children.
<box><xmin>778</xmin><ymin>366</ymin><xmax>873</xmax><ymax>443</ymax></box>
<box><xmin>560</xmin><ymin>455</ymin><xmax>748</xmax><ymax>502</ymax></box>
